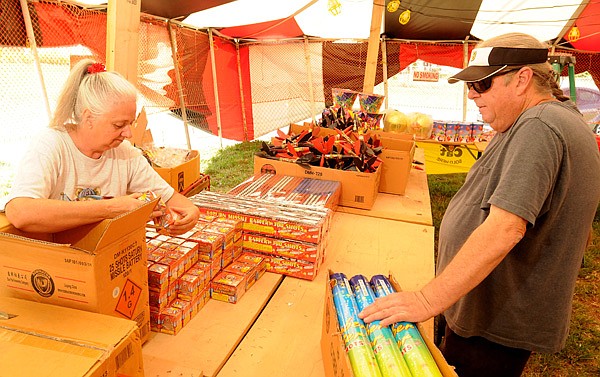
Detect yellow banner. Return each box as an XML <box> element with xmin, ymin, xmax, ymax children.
<box><xmin>415</xmin><ymin>141</ymin><xmax>481</xmax><ymax>175</ymax></box>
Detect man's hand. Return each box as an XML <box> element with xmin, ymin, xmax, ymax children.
<box><xmin>358</xmin><ymin>291</ymin><xmax>435</xmax><ymax>327</ymax></box>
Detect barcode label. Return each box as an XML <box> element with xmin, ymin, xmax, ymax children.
<box><xmin>115</xmin><ymin>343</ymin><xmax>133</xmax><ymax>370</ymax></box>
<box><xmin>354</xmin><ymin>196</ymin><xmax>365</xmax><ymax>203</ymax></box>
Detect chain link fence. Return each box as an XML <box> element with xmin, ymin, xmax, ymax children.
<box><xmin>2</xmin><ymin>0</ymin><xmax>600</xmax><ymax>197</ymax></box>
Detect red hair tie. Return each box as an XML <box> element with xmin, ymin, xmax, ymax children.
<box><xmin>87</xmin><ymin>63</ymin><xmax>106</xmax><ymax>74</ymax></box>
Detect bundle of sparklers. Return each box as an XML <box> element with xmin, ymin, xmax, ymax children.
<box><xmin>330</xmin><ymin>273</ymin><xmax>443</xmax><ymax>377</ymax></box>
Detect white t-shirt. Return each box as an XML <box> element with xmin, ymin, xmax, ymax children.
<box><xmin>1</xmin><ymin>128</ymin><xmax>174</xmax><ymax>209</ymax></box>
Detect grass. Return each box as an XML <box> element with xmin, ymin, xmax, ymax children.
<box><xmin>205</xmin><ymin>143</ymin><xmax>600</xmax><ymax>376</ymax></box>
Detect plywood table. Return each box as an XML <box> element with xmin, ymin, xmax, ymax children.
<box><xmin>336</xmin><ymin>152</ymin><xmax>432</xmax><ymax>225</ymax></box>
<box><xmin>217</xmin><ymin>213</ymin><xmax>436</xmax><ymax>377</ymax></box>
<box><xmin>142</xmin><ymin>272</ymin><xmax>284</xmax><ymax>377</ymax></box>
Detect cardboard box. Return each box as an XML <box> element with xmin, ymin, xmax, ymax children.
<box><xmin>377</xmin><ymin>136</ymin><xmax>416</xmax><ymax>195</ymax></box>
<box><xmin>0</xmin><ymin>296</ymin><xmax>144</xmax><ymax>377</ymax></box>
<box><xmin>153</xmin><ymin>149</ymin><xmax>201</xmax><ymax>193</ymax></box>
<box><xmin>261</xmin><ymin>123</ymin><xmax>381</xmax><ymax>209</ymax></box>
<box><xmin>254</xmin><ymin>154</ymin><xmax>380</xmax><ymax>210</ymax></box>
<box><xmin>129</xmin><ymin>107</ymin><xmax>201</xmax><ymax>193</ymax></box>
<box><xmin>320</xmin><ymin>271</ymin><xmax>457</xmax><ymax>377</ymax></box>
<box><xmin>0</xmin><ymin>201</ymin><xmax>156</xmax><ymax>344</ymax></box>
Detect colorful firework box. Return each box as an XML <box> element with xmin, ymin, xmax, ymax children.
<box><xmin>228</xmin><ymin>173</ymin><xmax>341</xmax><ymax>211</ymax></box>
<box><xmin>321</xmin><ymin>270</ymin><xmax>458</xmax><ymax>377</ymax></box>
<box><xmin>242</xmin><ymin>232</ymin><xmax>323</xmax><ymax>264</ymax></box>
<box><xmin>190</xmin><ymin>191</ymin><xmax>331</xmax><ymax>245</ymax></box>
<box><xmin>257</xmin><ymin>252</ymin><xmax>322</xmax><ymax>281</ymax></box>
<box><xmin>223</xmin><ymin>260</ymin><xmax>258</xmax><ymax>290</ymax></box>
<box><xmin>236</xmin><ymin>252</ymin><xmax>268</xmax><ymax>282</ymax></box>
<box><xmin>210</xmin><ymin>271</ymin><xmax>247</xmax><ymax>304</ymax></box>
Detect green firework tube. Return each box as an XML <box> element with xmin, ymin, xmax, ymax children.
<box><xmin>331</xmin><ymin>272</ymin><xmax>382</xmax><ymax>377</ymax></box>
<box><xmin>349</xmin><ymin>275</ymin><xmax>412</xmax><ymax>377</ymax></box>
<box><xmin>370</xmin><ymin>275</ymin><xmax>443</xmax><ymax>377</ymax></box>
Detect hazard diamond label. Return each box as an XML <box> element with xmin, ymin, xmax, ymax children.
<box><xmin>115</xmin><ymin>279</ymin><xmax>142</xmax><ymax>319</ymax></box>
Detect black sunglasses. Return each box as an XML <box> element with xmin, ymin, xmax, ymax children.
<box><xmin>466</xmin><ymin>68</ymin><xmax>522</xmax><ymax>94</ymax></box>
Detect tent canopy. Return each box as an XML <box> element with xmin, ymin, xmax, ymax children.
<box><xmin>134</xmin><ymin>0</ymin><xmax>600</xmax><ymax>51</ymax></box>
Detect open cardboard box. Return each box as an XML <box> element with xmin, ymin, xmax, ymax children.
<box><xmin>0</xmin><ymin>199</ymin><xmax>157</xmax><ymax>344</ymax></box>
<box><xmin>0</xmin><ymin>296</ymin><xmax>144</xmax><ymax>377</ymax></box>
<box><xmin>321</xmin><ymin>270</ymin><xmax>457</xmax><ymax>377</ymax></box>
<box><xmin>376</xmin><ymin>134</ymin><xmax>416</xmax><ymax>195</ymax></box>
<box><xmin>130</xmin><ymin>107</ymin><xmax>201</xmax><ymax>193</ymax></box>
<box><xmin>256</xmin><ymin>124</ymin><xmax>381</xmax><ymax>210</ymax></box>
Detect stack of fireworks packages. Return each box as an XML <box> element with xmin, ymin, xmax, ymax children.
<box><xmin>190</xmin><ymin>191</ymin><xmax>332</xmax><ymax>281</ymax></box>
<box><xmin>430</xmin><ymin>121</ymin><xmax>487</xmax><ymax>143</ymax></box>
<box><xmin>145</xmin><ymin>214</ymin><xmax>267</xmax><ymax>335</ymax></box>
<box><xmin>327</xmin><ymin>272</ymin><xmax>447</xmax><ymax>377</ymax></box>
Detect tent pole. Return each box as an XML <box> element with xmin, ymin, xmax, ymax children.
<box><xmin>235</xmin><ymin>41</ymin><xmax>249</xmax><ymax>141</ymax></box>
<box><xmin>363</xmin><ymin>0</ymin><xmax>385</xmax><ymax>93</ymax></box>
<box><xmin>19</xmin><ymin>0</ymin><xmax>51</xmax><ymax>122</ymax></box>
<box><xmin>462</xmin><ymin>38</ymin><xmax>469</xmax><ymax>122</ymax></box>
<box><xmin>304</xmin><ymin>36</ymin><xmax>316</xmax><ymax>125</ymax></box>
<box><xmin>168</xmin><ymin>21</ymin><xmax>192</xmax><ymax>150</ymax></box>
<box><xmin>208</xmin><ymin>28</ymin><xmax>223</xmax><ymax>149</ymax></box>
<box><xmin>381</xmin><ymin>36</ymin><xmax>388</xmax><ymax>111</ymax></box>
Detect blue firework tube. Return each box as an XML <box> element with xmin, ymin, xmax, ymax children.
<box><xmin>349</xmin><ymin>275</ymin><xmax>412</xmax><ymax>377</ymax></box>
<box><xmin>370</xmin><ymin>275</ymin><xmax>443</xmax><ymax>377</ymax></box>
<box><xmin>330</xmin><ymin>272</ymin><xmax>382</xmax><ymax>377</ymax></box>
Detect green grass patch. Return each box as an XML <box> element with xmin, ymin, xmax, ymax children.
<box><xmin>203</xmin><ymin>141</ymin><xmax>261</xmax><ymax>193</ymax></box>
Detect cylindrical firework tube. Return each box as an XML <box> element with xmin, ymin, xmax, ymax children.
<box><xmin>330</xmin><ymin>273</ymin><xmax>382</xmax><ymax>377</ymax></box>
<box><xmin>349</xmin><ymin>275</ymin><xmax>412</xmax><ymax>377</ymax></box>
<box><xmin>370</xmin><ymin>275</ymin><xmax>443</xmax><ymax>377</ymax></box>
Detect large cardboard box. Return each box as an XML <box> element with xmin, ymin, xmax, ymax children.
<box><xmin>260</xmin><ymin>123</ymin><xmax>380</xmax><ymax>209</ymax></box>
<box><xmin>153</xmin><ymin>149</ymin><xmax>201</xmax><ymax>193</ymax></box>
<box><xmin>0</xmin><ymin>201</ymin><xmax>156</xmax><ymax>343</ymax></box>
<box><xmin>321</xmin><ymin>272</ymin><xmax>457</xmax><ymax>377</ymax></box>
<box><xmin>254</xmin><ymin>155</ymin><xmax>380</xmax><ymax>210</ymax></box>
<box><xmin>377</xmin><ymin>135</ymin><xmax>416</xmax><ymax>195</ymax></box>
<box><xmin>0</xmin><ymin>296</ymin><xmax>144</xmax><ymax>377</ymax></box>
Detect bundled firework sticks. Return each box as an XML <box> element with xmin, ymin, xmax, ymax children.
<box><xmin>371</xmin><ymin>275</ymin><xmax>443</xmax><ymax>377</ymax></box>
<box><xmin>330</xmin><ymin>272</ymin><xmax>443</xmax><ymax>377</ymax></box>
<box><xmin>257</xmin><ymin>121</ymin><xmax>383</xmax><ymax>173</ymax></box>
<box><xmin>330</xmin><ymin>272</ymin><xmax>382</xmax><ymax>377</ymax></box>
<box><xmin>349</xmin><ymin>275</ymin><xmax>412</xmax><ymax>377</ymax></box>
<box><xmin>228</xmin><ymin>173</ymin><xmax>341</xmax><ymax>210</ymax></box>
<box><xmin>190</xmin><ymin>191</ymin><xmax>331</xmax><ymax>245</ymax></box>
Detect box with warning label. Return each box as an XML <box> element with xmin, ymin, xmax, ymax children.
<box><xmin>0</xmin><ymin>296</ymin><xmax>144</xmax><ymax>377</ymax></box>
<box><xmin>0</xmin><ymin>200</ymin><xmax>156</xmax><ymax>344</ymax></box>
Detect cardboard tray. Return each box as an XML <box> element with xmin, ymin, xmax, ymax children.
<box><xmin>320</xmin><ymin>270</ymin><xmax>458</xmax><ymax>377</ymax></box>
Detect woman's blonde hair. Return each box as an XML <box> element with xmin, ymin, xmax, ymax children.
<box><xmin>479</xmin><ymin>32</ymin><xmax>569</xmax><ymax>101</ymax></box>
<box><xmin>50</xmin><ymin>59</ymin><xmax>138</xmax><ymax>131</ymax></box>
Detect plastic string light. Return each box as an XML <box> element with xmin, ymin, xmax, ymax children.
<box><xmin>399</xmin><ymin>9</ymin><xmax>411</xmax><ymax>25</ymax></box>
<box><xmin>567</xmin><ymin>25</ymin><xmax>580</xmax><ymax>42</ymax></box>
<box><xmin>328</xmin><ymin>0</ymin><xmax>342</xmax><ymax>16</ymax></box>
<box><xmin>387</xmin><ymin>0</ymin><xmax>400</xmax><ymax>13</ymax></box>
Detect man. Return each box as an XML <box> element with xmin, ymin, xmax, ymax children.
<box><xmin>359</xmin><ymin>32</ymin><xmax>600</xmax><ymax>377</ymax></box>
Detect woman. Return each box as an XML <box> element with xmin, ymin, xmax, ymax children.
<box><xmin>3</xmin><ymin>59</ymin><xmax>199</xmax><ymax>235</ymax></box>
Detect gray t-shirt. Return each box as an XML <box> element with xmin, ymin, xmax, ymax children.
<box><xmin>1</xmin><ymin>128</ymin><xmax>174</xmax><ymax>208</ymax></box>
<box><xmin>438</xmin><ymin>101</ymin><xmax>600</xmax><ymax>353</ymax></box>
